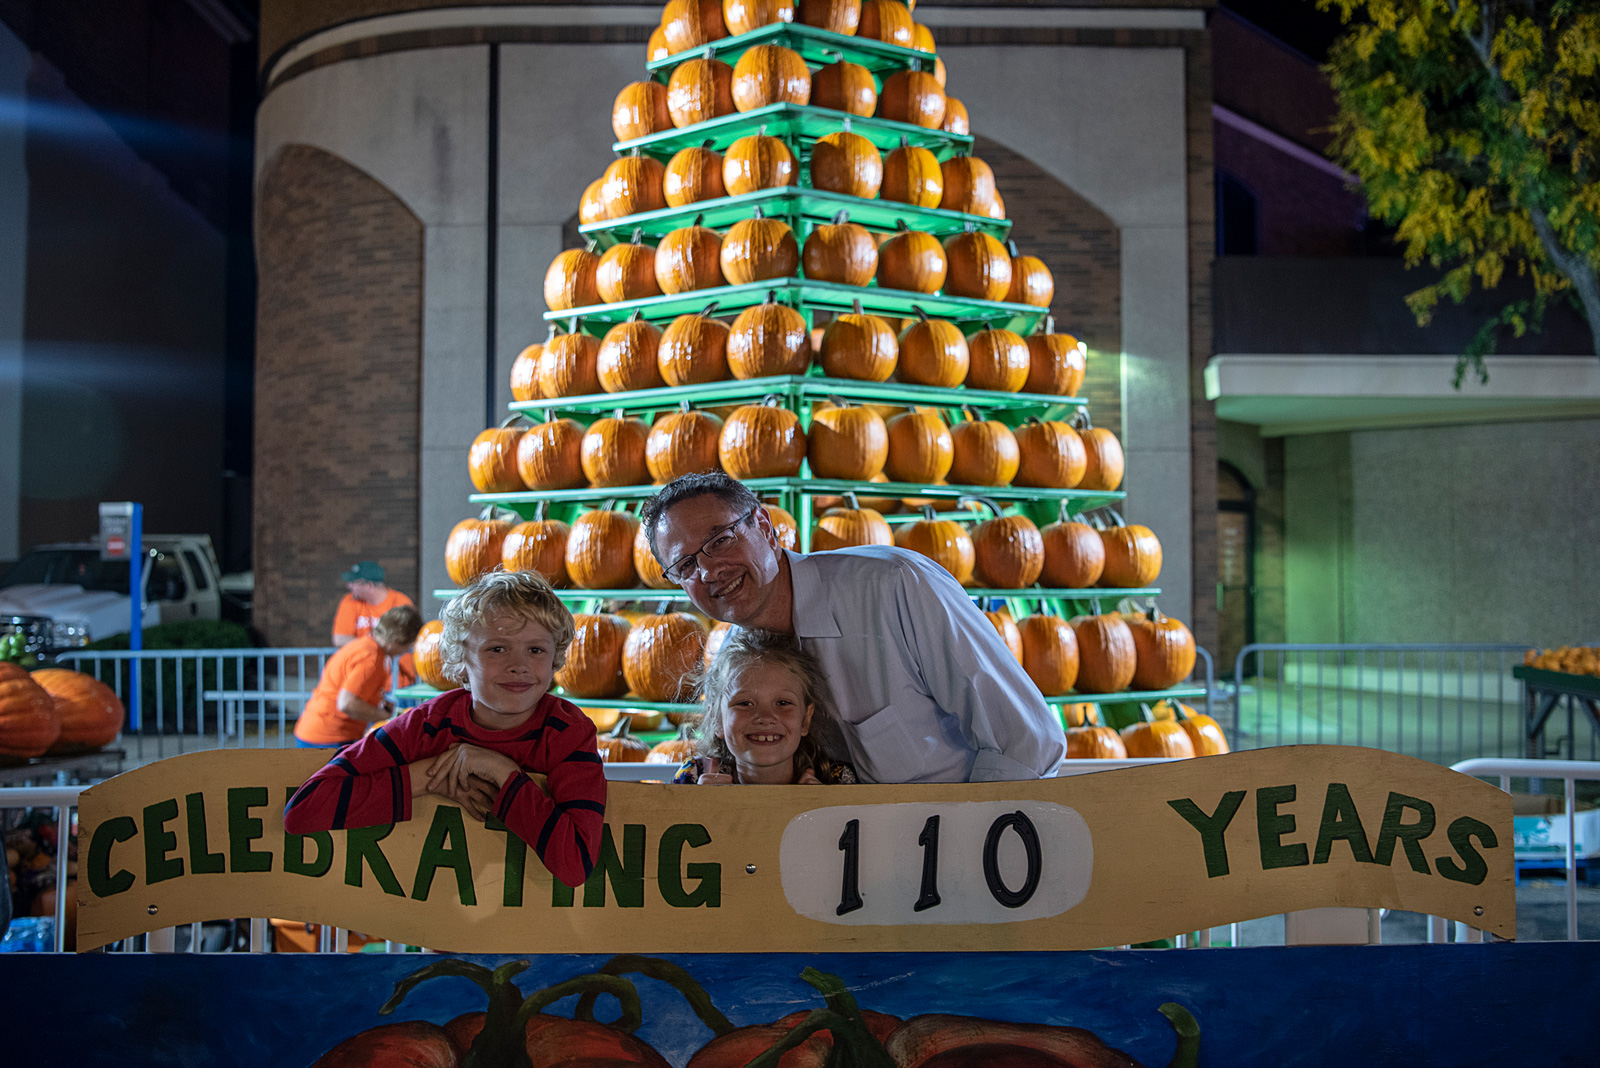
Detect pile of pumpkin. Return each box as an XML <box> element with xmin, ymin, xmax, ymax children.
<box><xmin>444</xmin><ymin>497</ymin><xmax>1157</xmax><ymax>594</ymax></box>
<box><xmin>1062</xmin><ymin>699</ymin><xmax>1229</xmax><ymax>761</ymax></box>
<box><xmin>524</xmin><ymin>296</ymin><xmax>1074</xmax><ymax>407</ymax></box>
<box><xmin>1524</xmin><ymin>646</ymin><xmax>1600</xmax><ymax>678</ymax></box>
<box><xmin>477</xmin><ymin>393</ymin><xmax>1117</xmax><ymax>501</ymax></box>
<box><xmin>983</xmin><ymin>603</ymin><xmax>1195</xmax><ymax>698</ymax></box>
<box><xmin>0</xmin><ymin>663</ymin><xmax>125</xmax><ymax>760</ymax></box>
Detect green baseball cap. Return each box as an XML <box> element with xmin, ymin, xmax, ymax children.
<box><xmin>341</xmin><ymin>561</ymin><xmax>385</xmax><ymax>583</ymax></box>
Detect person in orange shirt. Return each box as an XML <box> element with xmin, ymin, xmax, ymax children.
<box><xmin>295</xmin><ymin>605</ymin><xmax>424</xmax><ymax>749</ymax></box>
<box><xmin>334</xmin><ymin>561</ymin><xmax>417</xmax><ymax>686</ymax></box>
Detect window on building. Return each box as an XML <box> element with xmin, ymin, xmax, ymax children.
<box><xmin>1215</xmin><ymin>171</ymin><xmax>1260</xmax><ymax>255</ymax></box>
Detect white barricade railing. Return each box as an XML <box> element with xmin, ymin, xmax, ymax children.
<box><xmin>1451</xmin><ymin>757</ymin><xmax>1600</xmax><ymax>942</ymax></box>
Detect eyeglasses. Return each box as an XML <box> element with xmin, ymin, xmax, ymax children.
<box><xmin>662</xmin><ymin>507</ymin><xmax>759</xmax><ymax>584</ymax></box>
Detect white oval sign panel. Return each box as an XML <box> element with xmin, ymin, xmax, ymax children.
<box><xmin>779</xmin><ymin>801</ymin><xmax>1093</xmax><ymax>925</ymax></box>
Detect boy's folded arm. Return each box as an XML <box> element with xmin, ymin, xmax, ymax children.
<box><xmin>493</xmin><ymin>742</ymin><xmax>607</xmax><ymax>888</ymax></box>
<box><xmin>283</xmin><ymin>758</ymin><xmax>414</xmax><ymax>834</ymax></box>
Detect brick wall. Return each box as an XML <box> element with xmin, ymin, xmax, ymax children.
<box><xmin>254</xmin><ymin>143</ymin><xmax>422</xmax><ymax>646</ymax></box>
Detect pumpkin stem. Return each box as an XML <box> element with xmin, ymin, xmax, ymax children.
<box><xmin>765</xmin><ymin>289</ymin><xmax>779</xmax><ymax>304</ymax></box>
<box><xmin>568</xmin><ymin>315</ymin><xmax>580</xmax><ymax>335</ymax></box>
<box><xmin>1159</xmin><ymin>1002</ymin><xmax>1203</xmax><ymax>1068</ymax></box>
<box><xmin>1008</xmin><ymin>238</ymin><xmax>1020</xmax><ymax>256</ymax></box>
<box><xmin>852</xmin><ymin>298</ymin><xmax>864</xmax><ymax>315</ymax></box>
<box><xmin>920</xmin><ymin>504</ymin><xmax>937</xmax><ymax>520</ymax></box>
<box><xmin>910</xmin><ymin>303</ymin><xmax>929</xmax><ymax>322</ymax></box>
<box><xmin>512</xmin><ymin>972</ymin><xmax>644</xmax><ymax>1036</ymax></box>
<box><xmin>692</xmin><ymin>212</ymin><xmax>706</xmax><ymax>227</ymax></box>
<box><xmin>630</xmin><ymin>227</ymin><xmax>644</xmax><ymax>245</ymax></box>
<box><xmin>843</xmin><ymin>490</ymin><xmax>861</xmax><ymax>510</ymax></box>
<box><xmin>380</xmin><ymin>958</ymin><xmax>532</xmax><ymax>1068</ymax></box>
<box><xmin>571</xmin><ymin>955</ymin><xmax>736</xmax><ymax>1037</ymax></box>
<box><xmin>833</xmin><ymin>209</ymin><xmax>850</xmax><ymax>225</ymax></box>
<box><xmin>628</xmin><ymin>308</ymin><xmax>643</xmax><ymax>323</ymax></box>
<box><xmin>499</xmin><ymin>413</ymin><xmax>526</xmax><ymax>428</ymax></box>
<box><xmin>700</xmin><ymin>301</ymin><xmax>722</xmax><ymax>318</ymax></box>
<box><xmin>959</xmin><ymin>495</ymin><xmax>1003</xmax><ymax>521</ymax></box>
<box><xmin>761</xmin><ymin>393</ymin><xmax>782</xmax><ymax>407</ymax></box>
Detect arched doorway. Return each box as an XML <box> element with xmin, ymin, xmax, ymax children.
<box><xmin>1217</xmin><ymin>461</ymin><xmax>1255</xmax><ymax>676</ymax></box>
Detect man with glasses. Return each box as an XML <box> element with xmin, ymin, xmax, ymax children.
<box><xmin>640</xmin><ymin>472</ymin><xmax>1066</xmax><ymax>783</ymax></box>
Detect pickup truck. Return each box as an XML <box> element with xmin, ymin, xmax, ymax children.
<box><xmin>0</xmin><ymin>535</ymin><xmax>229</xmax><ymax>656</ymax></box>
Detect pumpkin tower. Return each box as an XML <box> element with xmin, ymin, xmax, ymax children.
<box><xmin>435</xmin><ymin>0</ymin><xmax>1210</xmax><ymax>756</ymax></box>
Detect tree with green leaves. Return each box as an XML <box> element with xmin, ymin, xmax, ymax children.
<box><xmin>1318</xmin><ymin>0</ymin><xmax>1600</xmax><ymax>382</ymax></box>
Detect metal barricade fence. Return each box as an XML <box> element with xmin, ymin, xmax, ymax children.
<box><xmin>1225</xmin><ymin>643</ymin><xmax>1592</xmax><ymax>766</ymax></box>
<box><xmin>54</xmin><ymin>647</ymin><xmax>339</xmax><ymax>758</ymax></box>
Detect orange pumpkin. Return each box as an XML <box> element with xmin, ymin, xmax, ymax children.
<box><xmin>968</xmin><ymin>501</ymin><xmax>1044</xmax><ymax>589</ymax></box>
<box><xmin>939</xmin><ymin>155</ymin><xmax>998</xmax><ymax>215</ymax></box>
<box><xmin>812</xmin><ymin>493</ymin><xmax>893</xmax><ymax>551</ymax></box>
<box><xmin>719</xmin><ymin>396</ymin><xmax>806</xmax><ymax>478</ymax></box>
<box><xmin>554</xmin><ymin>614</ymin><xmax>632</xmax><ymax>698</ymax></box>
<box><xmin>984</xmin><ymin>607</ymin><xmax>1025</xmax><ymax>664</ymax></box>
<box><xmin>884</xmin><ymin>407</ymin><xmax>953</xmax><ymax>484</ymax></box>
<box><xmin>566</xmin><ymin>508</ymin><xmax>641</xmax><ymax>589</ymax></box>
<box><xmin>536</xmin><ymin>331</ymin><xmax>603</xmax><ymax>399</ymax></box>
<box><xmin>1024</xmin><ymin>318</ymin><xmax>1088</xmax><ymax>396</ymax></box>
<box><xmin>658</xmin><ymin>304</ymin><xmax>730</xmax><ymax>384</ymax></box>
<box><xmin>726</xmin><ymin>294</ymin><xmax>810</xmax><ymax>378</ymax></box>
<box><xmin>655</xmin><ymin>220</ymin><xmax>726</xmax><ymax>294</ymax></box>
<box><xmin>1128</xmin><ymin>605</ymin><xmax>1197</xmax><ymax>690</ymax></box>
<box><xmin>947</xmin><ymin>408</ymin><xmax>1020</xmax><ymax>487</ymax></box>
<box><xmin>445</xmin><ymin>508</ymin><xmax>515</xmax><ymax>587</ymax></box>
<box><xmin>509</xmin><ymin>336</ymin><xmax>546</xmax><ymax>402</ymax></box>
<box><xmin>579</xmin><ymin>177</ymin><xmax>610</xmax><ymax>224</ymax></box>
<box><xmin>646</xmin><ymin>401</ymin><xmax>725</xmax><ymax>482</ymax></box>
<box><xmin>667</xmin><ymin>56</ymin><xmax>736</xmax><ymax>126</ymax></box>
<box><xmin>663</xmin><ymin>146</ymin><xmax>727</xmax><ymax>207</ymax></box>
<box><xmin>856</xmin><ymin>0</ymin><xmax>913</xmax><ymax>45</ymax></box>
<box><xmin>807</xmin><ymin>397</ymin><xmax>889</xmax><ymax>480</ymax></box>
<box><xmin>877</xmin><ymin>69</ymin><xmax>946</xmax><ymax>128</ymax></box>
<box><xmin>723</xmin><ymin>133</ymin><xmax>796</xmax><ymax>196</ymax></box>
<box><xmin>941</xmin><ymin>97</ymin><xmax>970</xmax><ymax>135</ymax></box>
<box><xmin>412</xmin><ymin>620</ymin><xmax>454</xmax><ymax>690</ymax></box>
<box><xmin>896</xmin><ymin>312</ymin><xmax>967</xmax><ymax>387</ymax></box>
<box><xmin>647</xmin><ymin>733</ymin><xmax>698</xmax><ymax>764</ymax></box>
<box><xmin>704</xmin><ymin>620</ymin><xmax>734</xmax><ymax>668</ymax></box>
<box><xmin>1070</xmin><ymin>613</ymin><xmax>1137</xmax><ymax>694</ymax></box>
<box><xmin>581</xmin><ymin>412</ymin><xmax>651</xmax><ymax>487</ymax></box>
<box><xmin>1018</xmin><ymin>614</ymin><xmax>1079</xmax><ymax>696</ymax></box>
<box><xmin>648</xmin><ymin>25</ymin><xmax>671</xmax><ymax>62</ymax></box>
<box><xmin>1006</xmin><ymin>245</ymin><xmax>1055</xmax><ymax>306</ymax></box>
<box><xmin>965</xmin><ymin>327</ymin><xmax>1030</xmax><ymax>392</ymax></box>
<box><xmin>724</xmin><ymin>0</ymin><xmax>795</xmax><ymax>35</ymax></box>
<box><xmin>1076</xmin><ymin>410</ymin><xmax>1125</xmax><ymax>491</ymax></box>
<box><xmin>810</xmin><ymin>130</ymin><xmax>882</xmax><ymax>201</ymax></box>
<box><xmin>33</xmin><ymin>668</ymin><xmax>122</xmax><ymax>752</ymax></box>
<box><xmin>515</xmin><ymin>415</ymin><xmax>587</xmax><ymax>491</ymax></box>
<box><xmin>596</xmin><ymin>235</ymin><xmax>662</xmax><ymax>305</ymax></box>
<box><xmin>597</xmin><ymin>717</ymin><xmax>654</xmax><ymax>762</ymax></box>
<box><xmin>893</xmin><ymin>505</ymin><xmax>975</xmax><ymax>584</ymax></box>
<box><xmin>597</xmin><ymin>315</ymin><xmax>666</xmax><ymax>393</ymax></box>
<box><xmin>731</xmin><ymin>44</ymin><xmax>811</xmax><ymax>112</ymax></box>
<box><xmin>502</xmin><ymin>509</ymin><xmax>571</xmax><ymax>586</ymax></box>
<box><xmin>720</xmin><ymin>211</ymin><xmax>800</xmax><ymax>284</ymax></box>
<box><xmin>1122</xmin><ymin>713</ymin><xmax>1197</xmax><ymax>759</ymax></box>
<box><xmin>876</xmin><ymin>228</ymin><xmax>947</xmax><ymax>293</ymax></box>
<box><xmin>802</xmin><ymin>215</ymin><xmax>878</xmax><ymax>286</ymax></box>
<box><xmin>468</xmin><ymin>418</ymin><xmax>527</xmax><ymax>493</ymax></box>
<box><xmin>612</xmin><ymin>80</ymin><xmax>672</xmax><ymax>141</ymax></box>
<box><xmin>623</xmin><ymin>613</ymin><xmax>709</xmax><ymax>701</ymax></box>
<box><xmin>811</xmin><ymin>60</ymin><xmax>877</xmax><ymax>116</ymax></box>
<box><xmin>764</xmin><ymin>503</ymin><xmax>800</xmax><ymax>550</ymax></box>
<box><xmin>1156</xmin><ymin>700</ymin><xmax>1229</xmax><ymax>756</ymax></box>
<box><xmin>662</xmin><ymin>0</ymin><xmax>728</xmax><ymax>55</ymax></box>
<box><xmin>1039</xmin><ymin>505</ymin><xmax>1105</xmax><ymax>588</ymax></box>
<box><xmin>819</xmin><ymin>300</ymin><xmax>897</xmax><ymax>381</ymax></box>
<box><xmin>882</xmin><ymin>141</ymin><xmax>943</xmax><ymax>208</ymax></box>
<box><xmin>544</xmin><ymin>247</ymin><xmax>601</xmax><ymax>311</ymax></box>
<box><xmin>942</xmin><ymin>229</ymin><xmax>1013</xmax><ymax>302</ymax></box>
<box><xmin>599</xmin><ymin>153</ymin><xmax>667</xmax><ymax>219</ymax></box>
<box><xmin>797</xmin><ymin>0</ymin><xmax>860</xmax><ymax>34</ymax></box>
<box><xmin>0</xmin><ymin>664</ymin><xmax>60</xmax><ymax>757</ymax></box>
<box><xmin>1098</xmin><ymin>511</ymin><xmax>1162</xmax><ymax>588</ymax></box>
<box><xmin>634</xmin><ymin>522</ymin><xmax>676</xmax><ymax>590</ymax></box>
<box><xmin>1065</xmin><ymin>705</ymin><xmax>1128</xmax><ymax>759</ymax></box>
<box><xmin>1013</xmin><ymin>417</ymin><xmax>1087</xmax><ymax>489</ymax></box>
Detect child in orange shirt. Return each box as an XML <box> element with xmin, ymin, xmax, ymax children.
<box><xmin>294</xmin><ymin>605</ymin><xmax>423</xmax><ymax>748</ymax></box>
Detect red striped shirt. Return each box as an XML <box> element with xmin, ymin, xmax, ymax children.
<box><xmin>283</xmin><ymin>689</ymin><xmax>605</xmax><ymax>888</ymax></box>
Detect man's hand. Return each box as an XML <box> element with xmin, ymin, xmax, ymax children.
<box><xmin>697</xmin><ymin>757</ymin><xmax>733</xmax><ymax>786</ymax></box>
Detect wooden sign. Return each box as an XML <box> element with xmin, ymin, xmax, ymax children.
<box><xmin>75</xmin><ymin>745</ymin><xmax>1513</xmax><ymax>952</ymax></box>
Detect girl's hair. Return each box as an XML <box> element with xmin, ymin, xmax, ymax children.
<box><xmin>438</xmin><ymin>569</ymin><xmax>576</xmax><ymax>684</ymax></box>
<box><xmin>694</xmin><ymin>628</ymin><xmax>845</xmax><ymax>777</ymax></box>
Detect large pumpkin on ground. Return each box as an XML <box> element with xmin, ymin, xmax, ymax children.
<box><xmin>566</xmin><ymin>508</ymin><xmax>641</xmax><ymax>590</ymax></box>
<box><xmin>412</xmin><ymin>620</ymin><xmax>454</xmax><ymax>690</ymax></box>
<box><xmin>554</xmin><ymin>614</ymin><xmax>632</xmax><ymax>698</ymax></box>
<box><xmin>623</xmin><ymin>613</ymin><xmax>709</xmax><ymax>701</ymax></box>
<box><xmin>33</xmin><ymin>668</ymin><xmax>121</xmax><ymax>752</ymax></box>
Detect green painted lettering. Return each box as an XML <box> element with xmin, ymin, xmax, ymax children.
<box><xmin>1374</xmin><ymin>793</ymin><xmax>1435</xmax><ymax>874</ymax></box>
<box><xmin>1256</xmin><ymin>785</ymin><xmax>1309</xmax><ymax>869</ymax></box>
<box><xmin>411</xmin><ymin>806</ymin><xmax>477</xmax><ymax>905</ymax></box>
<box><xmin>185</xmin><ymin>792</ymin><xmax>224</xmax><ymax>874</ymax></box>
<box><xmin>658</xmin><ymin>823</ymin><xmax>721</xmax><ymax>907</ymax></box>
<box><xmin>582</xmin><ymin>824</ymin><xmax>646</xmax><ymax>908</ymax></box>
<box><xmin>282</xmin><ymin>788</ymin><xmax>332</xmax><ymax>877</ymax></box>
<box><xmin>227</xmin><ymin>787</ymin><xmax>273</xmax><ymax>874</ymax></box>
<box><xmin>1167</xmin><ymin>792</ymin><xmax>1246</xmax><ymax>878</ymax></box>
<box><xmin>343</xmin><ymin>824</ymin><xmax>405</xmax><ymax>896</ymax></box>
<box><xmin>1436</xmin><ymin>816</ymin><xmax>1497</xmax><ymax>885</ymax></box>
<box><xmin>143</xmin><ymin>799</ymin><xmax>184</xmax><ymax>884</ymax></box>
<box><xmin>487</xmin><ymin>815</ymin><xmax>526</xmax><ymax>908</ymax></box>
<box><xmin>87</xmin><ymin>816</ymin><xmax>137</xmax><ymax>897</ymax></box>
<box><xmin>1313</xmin><ymin>783</ymin><xmax>1375</xmax><ymax>864</ymax></box>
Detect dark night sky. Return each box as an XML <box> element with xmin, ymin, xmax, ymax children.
<box><xmin>1222</xmin><ymin>0</ymin><xmax>1349</xmax><ymax>60</ymax></box>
